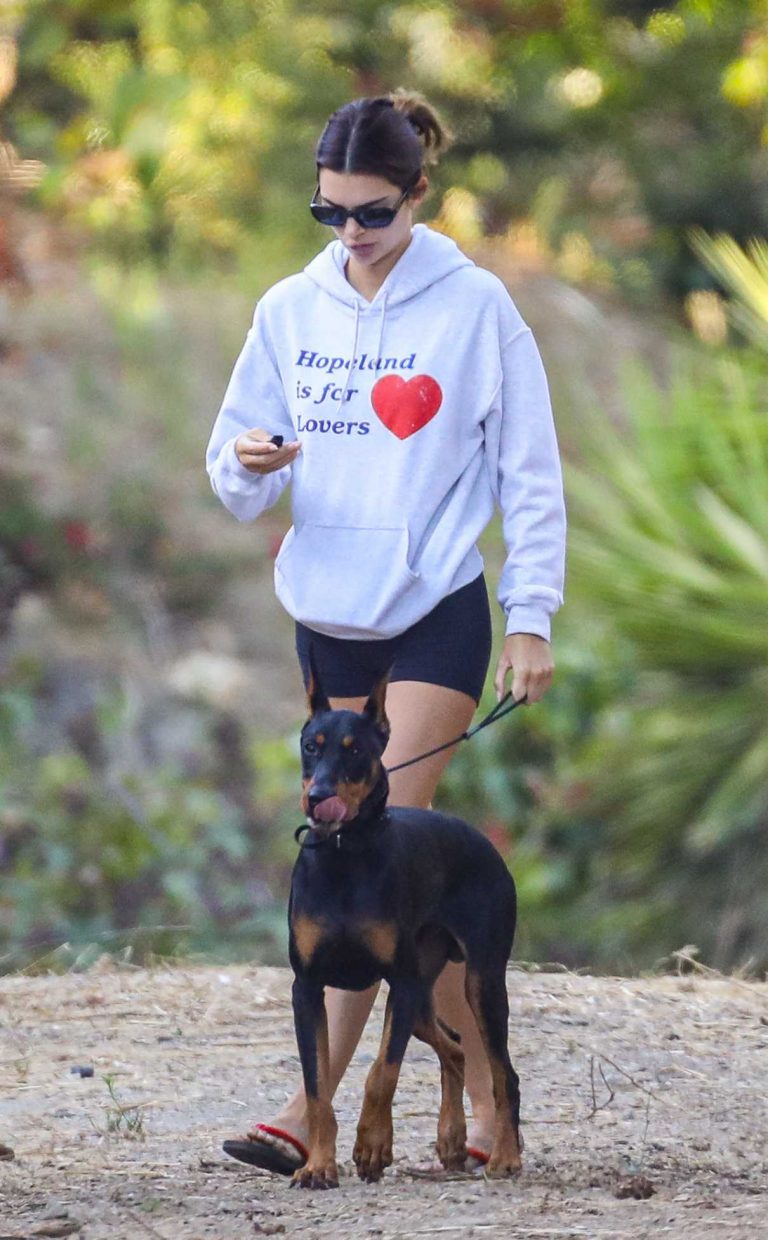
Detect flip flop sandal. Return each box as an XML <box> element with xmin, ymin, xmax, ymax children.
<box><xmin>465</xmin><ymin>1127</ymin><xmax>525</xmax><ymax>1170</ymax></box>
<box><xmin>222</xmin><ymin>1123</ymin><xmax>308</xmax><ymax>1176</ymax></box>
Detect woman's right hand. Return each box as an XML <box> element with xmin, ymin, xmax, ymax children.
<box><xmin>235</xmin><ymin>428</ymin><xmax>301</xmax><ymax>475</ymax></box>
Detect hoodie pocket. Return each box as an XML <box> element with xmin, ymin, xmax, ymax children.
<box><xmin>274</xmin><ymin>523</ymin><xmax>420</xmax><ymax>637</ymax></box>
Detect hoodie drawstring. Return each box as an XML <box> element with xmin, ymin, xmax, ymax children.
<box><xmin>339</xmin><ymin>300</ymin><xmax>361</xmax><ymax>410</ymax></box>
<box><xmin>339</xmin><ymin>291</ymin><xmax>389</xmax><ymax>409</ymax></box>
<box><xmin>376</xmin><ymin>293</ymin><xmax>388</xmax><ymax>362</ymax></box>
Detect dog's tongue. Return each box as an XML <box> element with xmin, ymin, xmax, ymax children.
<box><xmin>312</xmin><ymin>796</ymin><xmax>349</xmax><ymax>824</ymax></box>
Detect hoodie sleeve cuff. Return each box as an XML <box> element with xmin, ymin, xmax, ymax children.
<box><xmin>220</xmin><ymin>436</ymin><xmax>256</xmax><ymax>483</ymax></box>
<box><xmin>504</xmin><ymin>606</ymin><xmax>552</xmax><ymax>643</ymax></box>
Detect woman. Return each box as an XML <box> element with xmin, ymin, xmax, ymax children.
<box><xmin>206</xmin><ymin>90</ymin><xmax>565</xmax><ymax>1174</ymax></box>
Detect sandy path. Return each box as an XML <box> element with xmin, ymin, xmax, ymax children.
<box><xmin>1</xmin><ymin>962</ymin><xmax>767</xmax><ymax>1238</ymax></box>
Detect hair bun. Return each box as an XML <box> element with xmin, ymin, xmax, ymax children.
<box><xmin>388</xmin><ymin>89</ymin><xmax>452</xmax><ymax>165</ymax></box>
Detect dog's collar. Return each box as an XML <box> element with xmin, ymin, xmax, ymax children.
<box><xmin>294</xmin><ymin>811</ymin><xmax>390</xmax><ymax>852</ymax></box>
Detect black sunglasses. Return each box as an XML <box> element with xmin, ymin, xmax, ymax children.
<box><xmin>309</xmin><ymin>185</ymin><xmax>410</xmax><ymax>229</ymax></box>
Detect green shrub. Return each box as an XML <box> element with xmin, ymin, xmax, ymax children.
<box><xmin>0</xmin><ymin>675</ymin><xmax>289</xmax><ymax>972</ymax></box>
<box><xmin>561</xmin><ymin>348</ymin><xmax>768</xmax><ymax>970</ymax></box>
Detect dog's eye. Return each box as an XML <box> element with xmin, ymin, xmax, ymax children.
<box><xmin>303</xmin><ymin>740</ymin><xmax>318</xmax><ymax>755</ymax></box>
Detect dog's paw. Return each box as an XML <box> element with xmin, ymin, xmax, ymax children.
<box><xmin>436</xmin><ymin>1123</ymin><xmax>467</xmax><ymax>1171</ymax></box>
<box><xmin>485</xmin><ymin>1146</ymin><xmax>523</xmax><ymax>1178</ymax></box>
<box><xmin>290</xmin><ymin>1159</ymin><xmax>339</xmax><ymax>1190</ymax></box>
<box><xmin>353</xmin><ymin>1131</ymin><xmax>393</xmax><ymax>1183</ymax></box>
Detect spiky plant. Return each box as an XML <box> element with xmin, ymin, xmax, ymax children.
<box><xmin>690</xmin><ymin>230</ymin><xmax>768</xmax><ymax>352</ymax></box>
<box><xmin>565</xmin><ymin>340</ymin><xmax>768</xmax><ymax>970</ymax></box>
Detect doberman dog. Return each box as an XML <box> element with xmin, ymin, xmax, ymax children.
<box><xmin>286</xmin><ymin>655</ymin><xmax>522</xmax><ymax>1189</ymax></box>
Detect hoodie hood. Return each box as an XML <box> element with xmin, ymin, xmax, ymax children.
<box><xmin>303</xmin><ymin>223</ymin><xmax>474</xmax><ymax>310</ymax></box>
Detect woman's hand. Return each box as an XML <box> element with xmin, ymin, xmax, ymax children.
<box><xmin>235</xmin><ymin>428</ymin><xmax>301</xmax><ymax>475</ymax></box>
<box><xmin>494</xmin><ymin>633</ymin><xmax>554</xmax><ymax>704</ymax></box>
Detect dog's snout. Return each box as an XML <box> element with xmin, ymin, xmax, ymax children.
<box><xmin>307</xmin><ymin>786</ymin><xmax>336</xmax><ymax>810</ymax></box>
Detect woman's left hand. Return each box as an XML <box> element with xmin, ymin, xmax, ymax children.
<box><xmin>494</xmin><ymin>633</ymin><xmax>554</xmax><ymax>704</ymax></box>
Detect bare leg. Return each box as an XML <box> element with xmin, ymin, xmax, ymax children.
<box><xmin>261</xmin><ymin>682</ymin><xmax>494</xmax><ymax>1156</ymax></box>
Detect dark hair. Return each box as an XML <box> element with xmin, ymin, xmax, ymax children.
<box><xmin>316</xmin><ymin>89</ymin><xmax>451</xmax><ymax>190</ymax></box>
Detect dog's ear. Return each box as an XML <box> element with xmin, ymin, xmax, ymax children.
<box><xmin>363</xmin><ymin>666</ymin><xmax>391</xmax><ymax>738</ymax></box>
<box><xmin>306</xmin><ymin>643</ymin><xmax>331</xmax><ymax>716</ymax></box>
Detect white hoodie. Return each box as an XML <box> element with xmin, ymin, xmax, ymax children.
<box><xmin>206</xmin><ymin>224</ymin><xmax>565</xmax><ymax>641</ymax></box>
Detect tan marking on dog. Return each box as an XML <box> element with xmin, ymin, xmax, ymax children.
<box><xmin>293</xmin><ymin>996</ymin><xmax>339</xmax><ymax>1188</ymax></box>
<box><xmin>354</xmin><ymin>999</ymin><xmax>398</xmax><ymax>1182</ymax></box>
<box><xmin>337</xmin><ymin>777</ymin><xmax>375</xmax><ymax>817</ymax></box>
<box><xmin>292</xmin><ymin>914</ymin><xmax>326</xmax><ymax>967</ymax></box>
<box><xmin>315</xmin><ymin>733</ymin><xmax>325</xmax><ymax>746</ymax></box>
<box><xmin>301</xmin><ymin>777</ymin><xmax>312</xmax><ymax>816</ymax></box>
<box><xmin>412</xmin><ymin>1007</ymin><xmax>466</xmax><ymax>1170</ymax></box>
<box><xmin>358</xmin><ymin>919</ymin><xmax>398</xmax><ymax>965</ymax></box>
<box><xmin>342</xmin><ymin>735</ymin><xmax>354</xmax><ymax>748</ymax></box>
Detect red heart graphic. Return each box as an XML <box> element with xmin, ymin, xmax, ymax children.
<box><xmin>371</xmin><ymin>374</ymin><xmax>443</xmax><ymax>440</ymax></box>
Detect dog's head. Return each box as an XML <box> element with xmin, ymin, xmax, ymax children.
<box><xmin>300</xmin><ymin>649</ymin><xmax>391</xmax><ymax>837</ymax></box>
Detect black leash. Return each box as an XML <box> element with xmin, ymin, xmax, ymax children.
<box><xmin>386</xmin><ymin>690</ymin><xmax>527</xmax><ymax>774</ymax></box>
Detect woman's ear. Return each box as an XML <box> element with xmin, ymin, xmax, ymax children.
<box><xmin>410</xmin><ymin>174</ymin><xmax>429</xmax><ymax>208</ymax></box>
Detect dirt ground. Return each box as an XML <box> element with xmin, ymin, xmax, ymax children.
<box><xmin>1</xmin><ymin>961</ymin><xmax>767</xmax><ymax>1239</ymax></box>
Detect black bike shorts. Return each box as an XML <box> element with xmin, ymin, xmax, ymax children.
<box><xmin>295</xmin><ymin>573</ymin><xmax>493</xmax><ymax>705</ymax></box>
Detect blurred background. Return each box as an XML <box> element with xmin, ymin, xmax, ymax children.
<box><xmin>1</xmin><ymin>0</ymin><xmax>767</xmax><ymax>976</ymax></box>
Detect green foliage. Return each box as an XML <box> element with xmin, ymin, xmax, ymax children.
<box><xmin>557</xmin><ymin>229</ymin><xmax>768</xmax><ymax>970</ymax></box>
<box><xmin>690</xmin><ymin>231</ymin><xmax>768</xmax><ymax>350</ymax></box>
<box><xmin>0</xmin><ymin>672</ymin><xmax>292</xmax><ymax>971</ymax></box>
<box><xmin>6</xmin><ymin>0</ymin><xmax>768</xmax><ymax>296</ymax></box>
<box><xmin>0</xmin><ymin>271</ymin><xmax>299</xmax><ymax>973</ymax></box>
<box><xmin>100</xmin><ymin>1073</ymin><xmax>146</xmax><ymax>1138</ymax></box>
<box><xmin>562</xmin><ymin>350</ymin><xmax>768</xmax><ymax>969</ymax></box>
<box><xmin>569</xmin><ymin>356</ymin><xmax>768</xmax><ymax>671</ymax></box>
<box><xmin>11</xmin><ymin>0</ymin><xmax>349</xmax><ymax>273</ymax></box>
<box><xmin>0</xmin><ymin>472</ymin><xmax>95</xmax><ymax>590</ymax></box>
